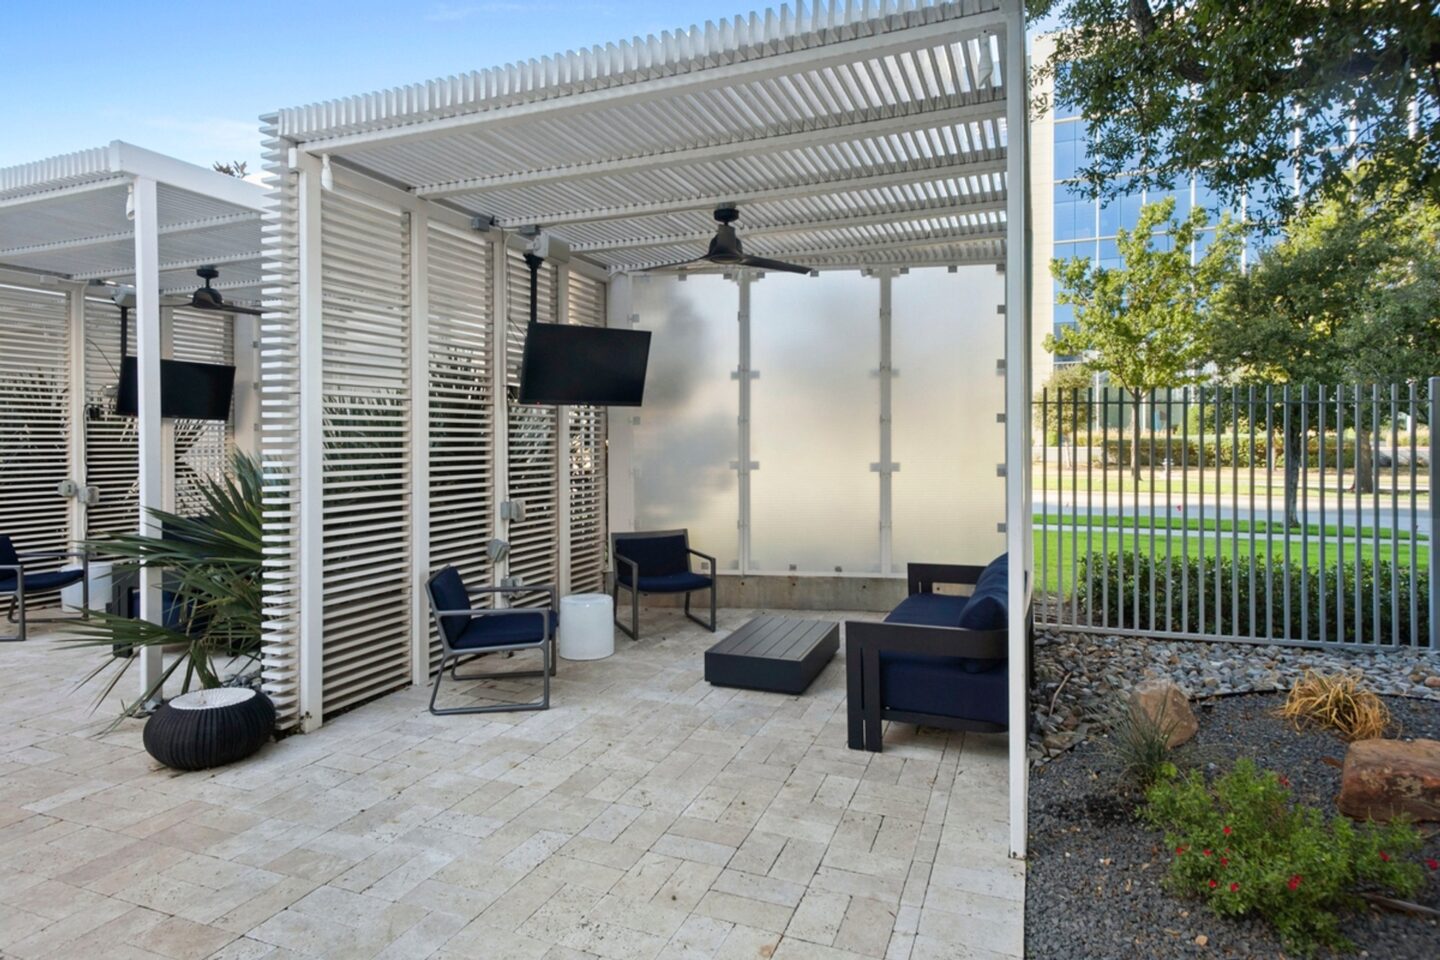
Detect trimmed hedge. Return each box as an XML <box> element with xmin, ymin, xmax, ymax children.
<box><xmin>1077</xmin><ymin>550</ymin><xmax>1430</xmax><ymax>644</ymax></box>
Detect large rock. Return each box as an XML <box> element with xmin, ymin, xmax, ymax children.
<box><xmin>1128</xmin><ymin>679</ymin><xmax>1198</xmax><ymax>748</ymax></box>
<box><xmin>1338</xmin><ymin>738</ymin><xmax>1440</xmax><ymax>823</ymax></box>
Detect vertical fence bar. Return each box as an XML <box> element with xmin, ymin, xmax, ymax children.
<box><xmin>1071</xmin><ymin>388</ymin><xmax>1081</xmax><ymax>624</ymax></box>
<box><xmin>1248</xmin><ymin>385</ymin><xmax>1257</xmax><ymax>639</ymax></box>
<box><xmin>1149</xmin><ymin>390</ymin><xmax>1157</xmax><ymax>631</ymax></box>
<box><xmin>1283</xmin><ymin>386</ymin><xmax>1293</xmax><ymax>640</ymax></box>
<box><xmin>1267</xmin><ymin>385</ymin><xmax>1277</xmax><ymax>639</ymax></box>
<box><xmin>1409</xmin><ymin>382</ymin><xmax>1419</xmax><ymax>647</ymax></box>
<box><xmin>1337</xmin><ymin>385</ymin><xmax>1347</xmax><ymax>643</ymax></box>
<box><xmin>1165</xmin><ymin>387</ymin><xmax>1174</xmax><ymax>632</ymax></box>
<box><xmin>1134</xmin><ymin>389</ymin><xmax>1142</xmax><ymax>630</ymax></box>
<box><xmin>1389</xmin><ymin>384</ymin><xmax>1399</xmax><ymax>647</ymax></box>
<box><xmin>1041</xmin><ymin>388</ymin><xmax>1049</xmax><ymax>622</ymax></box>
<box><xmin>1086</xmin><ymin>385</ymin><xmax>1095</xmax><ymax>627</ymax></box>
<box><xmin>1181</xmin><ymin>385</ymin><xmax>1190</xmax><ymax>633</ymax></box>
<box><xmin>1214</xmin><ymin>386</ymin><xmax>1223</xmax><ymax>638</ymax></box>
<box><xmin>1231</xmin><ymin>385</ymin><xmax>1240</xmax><ymax>636</ymax></box>
<box><xmin>1429</xmin><ymin>377</ymin><xmax>1438</xmax><ymax>650</ymax></box>
<box><xmin>1197</xmin><ymin>385</ymin><xmax>1206</xmax><ymax>635</ymax></box>
<box><xmin>1317</xmin><ymin>386</ymin><xmax>1326</xmax><ymax>644</ymax></box>
<box><xmin>1353</xmin><ymin>384</ymin><xmax>1363</xmax><ymax>645</ymax></box>
<box><xmin>1372</xmin><ymin>383</ymin><xmax>1381</xmax><ymax>646</ymax></box>
<box><xmin>1102</xmin><ymin>385</ymin><xmax>1110</xmax><ymax>629</ymax></box>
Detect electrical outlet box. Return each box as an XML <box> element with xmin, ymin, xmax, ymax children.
<box><xmin>57</xmin><ymin>479</ymin><xmax>79</xmax><ymax>498</ymax></box>
<box><xmin>486</xmin><ymin>538</ymin><xmax>510</xmax><ymax>562</ymax></box>
<box><xmin>500</xmin><ymin>500</ymin><xmax>527</xmax><ymax>522</ymax></box>
<box><xmin>79</xmin><ymin>486</ymin><xmax>101</xmax><ymax>505</ymax></box>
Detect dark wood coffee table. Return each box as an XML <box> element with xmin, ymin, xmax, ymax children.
<box><xmin>703</xmin><ymin>615</ymin><xmax>840</xmax><ymax>694</ymax></box>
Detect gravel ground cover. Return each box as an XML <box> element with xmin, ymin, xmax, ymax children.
<box><xmin>1025</xmin><ymin>693</ymin><xmax>1440</xmax><ymax>959</ymax></box>
<box><xmin>1030</xmin><ymin>631</ymin><xmax>1440</xmax><ymax>759</ymax></box>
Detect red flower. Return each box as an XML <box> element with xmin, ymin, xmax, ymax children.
<box><xmin>1288</xmin><ymin>875</ymin><xmax>1302</xmax><ymax>891</ymax></box>
<box><xmin>1208</xmin><ymin>880</ymin><xmax>1218</xmax><ymax>888</ymax></box>
<box><xmin>1203</xmin><ymin>849</ymin><xmax>1213</xmax><ymax>857</ymax></box>
<box><xmin>1175</xmin><ymin>846</ymin><xmax>1186</xmax><ymax>856</ymax></box>
<box><xmin>1222</xmin><ymin>826</ymin><xmax>1232</xmax><ymax>836</ymax></box>
<box><xmin>1427</xmin><ymin>859</ymin><xmax>1438</xmax><ymax>871</ymax></box>
<box><xmin>1379</xmin><ymin>851</ymin><xmax>1391</xmax><ymax>862</ymax></box>
<box><xmin>1220</xmin><ymin>857</ymin><xmax>1229</xmax><ymax>867</ymax></box>
<box><xmin>1278</xmin><ymin>776</ymin><xmax>1291</xmax><ymax>788</ymax></box>
<box><xmin>1230</xmin><ymin>882</ymin><xmax>1240</xmax><ymax>892</ymax></box>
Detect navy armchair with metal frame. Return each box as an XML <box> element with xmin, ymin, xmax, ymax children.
<box><xmin>424</xmin><ymin>565</ymin><xmax>557</xmax><ymax>715</ymax></box>
<box><xmin>1</xmin><ymin>535</ymin><xmax>90</xmax><ymax>643</ymax></box>
<box><xmin>844</xmin><ymin>554</ymin><xmax>1012</xmax><ymax>753</ymax></box>
<box><xmin>611</xmin><ymin>529</ymin><xmax>716</xmax><ymax>640</ymax></box>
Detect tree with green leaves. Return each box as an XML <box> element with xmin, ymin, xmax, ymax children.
<box><xmin>1031</xmin><ymin>1</ymin><xmax>1440</xmax><ymax>219</ymax></box>
<box><xmin>1047</xmin><ymin>197</ymin><xmax>1243</xmax><ymax>477</ymax></box>
<box><xmin>1208</xmin><ymin>185</ymin><xmax>1440</xmax><ymax>514</ymax></box>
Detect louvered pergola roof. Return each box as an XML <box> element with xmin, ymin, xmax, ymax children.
<box><xmin>0</xmin><ymin>142</ymin><xmax>266</xmax><ymax>304</ymax></box>
<box><xmin>268</xmin><ymin>0</ymin><xmax>1013</xmax><ymax>273</ymax></box>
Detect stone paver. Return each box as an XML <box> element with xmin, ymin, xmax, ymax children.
<box><xmin>0</xmin><ymin>608</ymin><xmax>1022</xmax><ymax>959</ymax></box>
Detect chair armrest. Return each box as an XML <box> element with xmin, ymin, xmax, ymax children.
<box><xmin>467</xmin><ymin>582</ymin><xmax>558</xmax><ymax>609</ymax></box>
<box><xmin>16</xmin><ymin>549</ymin><xmax>89</xmax><ymax>560</ymax></box>
<box><xmin>614</xmin><ymin>554</ymin><xmax>639</xmax><ymax>584</ymax></box>
<box><xmin>845</xmin><ymin>619</ymin><xmax>1007</xmax><ymax>661</ymax></box>
<box><xmin>685</xmin><ymin>548</ymin><xmax>715</xmax><ymax>574</ymax></box>
<box><xmin>906</xmin><ymin>562</ymin><xmax>985</xmax><ymax>596</ymax></box>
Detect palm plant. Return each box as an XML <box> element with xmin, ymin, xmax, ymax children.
<box><xmin>69</xmin><ymin>452</ymin><xmax>263</xmax><ymax>715</ymax></box>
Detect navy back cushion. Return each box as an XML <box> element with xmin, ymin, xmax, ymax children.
<box><xmin>0</xmin><ymin>536</ymin><xmax>17</xmax><ymax>568</ymax></box>
<box><xmin>428</xmin><ymin>566</ymin><xmax>472</xmax><ymax>645</ymax></box>
<box><xmin>958</xmin><ymin>553</ymin><xmax>1008</xmax><ymax>632</ymax></box>
<box><xmin>616</xmin><ymin>533</ymin><xmax>689</xmax><ymax>580</ymax></box>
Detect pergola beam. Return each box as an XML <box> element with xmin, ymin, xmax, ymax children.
<box><xmin>570</xmin><ymin>195</ymin><xmax>1006</xmax><ymax>254</ymax></box>
<box><xmin>298</xmin><ymin>11</ymin><xmax>1007</xmax><ymax>155</ymax></box>
<box><xmin>69</xmin><ymin>250</ymin><xmax>263</xmax><ymax>282</ymax></box>
<box><xmin>503</xmin><ymin>155</ymin><xmax>1007</xmax><ymax>228</ymax></box>
<box><xmin>0</xmin><ymin>211</ymin><xmax>260</xmax><ymax>260</ymax></box>
<box><xmin>414</xmin><ymin>97</ymin><xmax>1005</xmax><ymax>198</ymax></box>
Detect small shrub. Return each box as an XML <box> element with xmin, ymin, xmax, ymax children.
<box><xmin>1143</xmin><ymin>759</ymin><xmax>1425</xmax><ymax>955</ymax></box>
<box><xmin>1102</xmin><ymin>699</ymin><xmax>1183</xmax><ymax>790</ymax></box>
<box><xmin>1280</xmin><ymin>670</ymin><xmax>1392</xmax><ymax>741</ymax></box>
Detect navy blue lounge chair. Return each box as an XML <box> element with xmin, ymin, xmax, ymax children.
<box><xmin>845</xmin><ymin>553</ymin><xmax>1012</xmax><ymax>752</ymax></box>
<box><xmin>611</xmin><ymin>529</ymin><xmax>716</xmax><ymax>639</ymax></box>
<box><xmin>425</xmin><ymin>565</ymin><xmax>556</xmax><ymax>715</ymax></box>
<box><xmin>1</xmin><ymin>535</ymin><xmax>89</xmax><ymax>643</ymax></box>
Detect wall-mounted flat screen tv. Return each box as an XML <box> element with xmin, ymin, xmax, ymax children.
<box><xmin>518</xmin><ymin>323</ymin><xmax>652</xmax><ymax>406</ymax></box>
<box><xmin>115</xmin><ymin>356</ymin><xmax>235</xmax><ymax>421</ymax></box>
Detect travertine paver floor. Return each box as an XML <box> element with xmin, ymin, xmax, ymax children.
<box><xmin>0</xmin><ymin>607</ymin><xmax>1022</xmax><ymax>960</ymax></box>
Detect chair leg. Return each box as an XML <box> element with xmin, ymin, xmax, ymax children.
<box><xmin>613</xmin><ymin>582</ymin><xmax>637</xmax><ymax>639</ymax></box>
<box><xmin>846</xmin><ymin>635</ymin><xmax>864</xmax><ymax>750</ymax></box>
<box><xmin>682</xmin><ymin>590</ymin><xmax>716</xmax><ymax>632</ymax></box>
<box><xmin>0</xmin><ymin>594</ymin><xmax>24</xmax><ymax>643</ymax></box>
<box><xmin>862</xmin><ymin>645</ymin><xmax>883</xmax><ymax>752</ymax></box>
<box><xmin>430</xmin><ymin>648</ymin><xmax>551</xmax><ymax>716</ymax></box>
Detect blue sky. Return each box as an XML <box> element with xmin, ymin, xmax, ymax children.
<box><xmin>1</xmin><ymin>1</ymin><xmax>1055</xmax><ymax>175</ymax></box>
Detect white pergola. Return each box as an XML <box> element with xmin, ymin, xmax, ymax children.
<box><xmin>0</xmin><ymin>141</ymin><xmax>266</xmax><ymax>696</ymax></box>
<box><xmin>260</xmin><ymin>0</ymin><xmax>1032</xmax><ymax>854</ymax></box>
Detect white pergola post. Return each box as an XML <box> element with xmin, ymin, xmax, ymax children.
<box><xmin>295</xmin><ymin>151</ymin><xmax>326</xmax><ymax>731</ymax></box>
<box><xmin>873</xmin><ymin>269</ymin><xmax>896</xmax><ymax>574</ymax></box>
<box><xmin>409</xmin><ymin>209</ymin><xmax>431</xmax><ymax>684</ymax></box>
<box><xmin>1002</xmin><ymin>0</ymin><xmax>1031</xmax><ymax>861</ymax></box>
<box><xmin>66</xmin><ymin>285</ymin><xmax>87</xmax><ymax>544</ymax></box>
<box><xmin>605</xmin><ymin>273</ymin><xmax>636</xmax><ymax>539</ymax></box>
<box><xmin>735</xmin><ymin>273</ymin><xmax>754</xmax><ymax>575</ymax></box>
<box><xmin>490</xmin><ymin>231</ymin><xmax>511</xmax><ymax>591</ymax></box>
<box><xmin>132</xmin><ymin>176</ymin><xmax>164</xmax><ymax>700</ymax></box>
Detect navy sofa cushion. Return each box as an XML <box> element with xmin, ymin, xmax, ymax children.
<box><xmin>615</xmin><ymin>534</ymin><xmax>690</xmax><ymax>582</ymax></box>
<box><xmin>885</xmin><ymin>592</ymin><xmax>968</xmax><ymax>628</ymax></box>
<box><xmin>0</xmin><ymin>536</ymin><xmax>17</xmax><ymax>569</ymax></box>
<box><xmin>879</xmin><ymin>652</ymin><xmax>1008</xmax><ymax>726</ymax></box>
<box><xmin>631</xmin><ymin>571</ymin><xmax>713</xmax><ymax>594</ymax></box>
<box><xmin>454</xmin><ymin>609</ymin><xmax>557</xmax><ymax>650</ymax></box>
<box><xmin>428</xmin><ymin>566</ymin><xmax>473</xmax><ymax>645</ymax></box>
<box><xmin>958</xmin><ymin>555</ymin><xmax>1008</xmax><ymax>631</ymax></box>
<box><xmin>0</xmin><ymin>568</ymin><xmax>84</xmax><ymax>594</ymax></box>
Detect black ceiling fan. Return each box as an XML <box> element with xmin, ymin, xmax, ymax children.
<box><xmin>188</xmin><ymin>265</ymin><xmax>263</xmax><ymax>316</ymax></box>
<box><xmin>640</xmin><ymin>206</ymin><xmax>812</xmax><ymax>274</ymax></box>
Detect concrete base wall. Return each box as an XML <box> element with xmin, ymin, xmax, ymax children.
<box><xmin>633</xmin><ymin>574</ymin><xmax>906</xmax><ymax>614</ymax></box>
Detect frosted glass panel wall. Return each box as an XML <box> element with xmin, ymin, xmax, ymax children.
<box><xmin>631</xmin><ymin>274</ymin><xmax>740</xmax><ymax>570</ymax></box>
<box><xmin>750</xmin><ymin>273</ymin><xmax>880</xmax><ymax>573</ymax></box>
<box><xmin>891</xmin><ymin>267</ymin><xmax>1007</xmax><ymax>568</ymax></box>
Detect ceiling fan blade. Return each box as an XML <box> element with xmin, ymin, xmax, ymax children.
<box><xmin>190</xmin><ymin>293</ymin><xmax>264</xmax><ymax>316</ymax></box>
<box><xmin>738</xmin><ymin>255</ymin><xmax>813</xmax><ymax>275</ymax></box>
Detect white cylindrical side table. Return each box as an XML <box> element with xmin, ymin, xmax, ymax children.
<box><xmin>559</xmin><ymin>593</ymin><xmax>615</xmax><ymax>660</ymax></box>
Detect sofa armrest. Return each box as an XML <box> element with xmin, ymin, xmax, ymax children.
<box><xmin>845</xmin><ymin>619</ymin><xmax>1007</xmax><ymax>661</ymax></box>
<box><xmin>905</xmin><ymin>562</ymin><xmax>985</xmax><ymax>597</ymax></box>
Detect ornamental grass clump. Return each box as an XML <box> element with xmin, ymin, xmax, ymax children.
<box><xmin>1280</xmin><ymin>670</ymin><xmax>1391</xmax><ymax>741</ymax></box>
<box><xmin>1143</xmin><ymin>759</ymin><xmax>1424</xmax><ymax>955</ymax></box>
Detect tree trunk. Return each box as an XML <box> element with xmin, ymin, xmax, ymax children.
<box><xmin>1353</xmin><ymin>426</ymin><xmax>1376</xmax><ymax>493</ymax></box>
<box><xmin>1283</xmin><ymin>422</ymin><xmax>1304</xmax><ymax>528</ymax></box>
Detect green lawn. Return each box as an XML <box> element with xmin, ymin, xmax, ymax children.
<box><xmin>1034</xmin><ymin>512</ymin><xmax>1428</xmax><ymax>543</ymax></box>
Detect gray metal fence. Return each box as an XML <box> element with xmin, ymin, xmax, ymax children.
<box><xmin>1034</xmin><ymin>379</ymin><xmax>1436</xmax><ymax>649</ymax></box>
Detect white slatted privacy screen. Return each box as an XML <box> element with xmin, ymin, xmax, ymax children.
<box><xmin>505</xmin><ymin>250</ymin><xmax>560</xmax><ymax>603</ymax></box>
<box><xmin>0</xmin><ymin>285</ymin><xmax>71</xmax><ymax>566</ymax></box>
<box><xmin>83</xmin><ymin>297</ymin><xmax>139</xmax><ymax>538</ymax></box>
<box><xmin>565</xmin><ymin>274</ymin><xmax>608</xmax><ymax>594</ymax></box>
<box><xmin>318</xmin><ymin>190</ymin><xmax>413</xmax><ymax>715</ymax></box>
<box><xmin>170</xmin><ymin>307</ymin><xmax>235</xmax><ymax>515</ymax></box>
<box><xmin>425</xmin><ymin>223</ymin><xmax>495</xmax><ymax>669</ymax></box>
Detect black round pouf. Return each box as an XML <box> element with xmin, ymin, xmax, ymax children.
<box><xmin>143</xmin><ymin>688</ymin><xmax>276</xmax><ymax>771</ymax></box>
